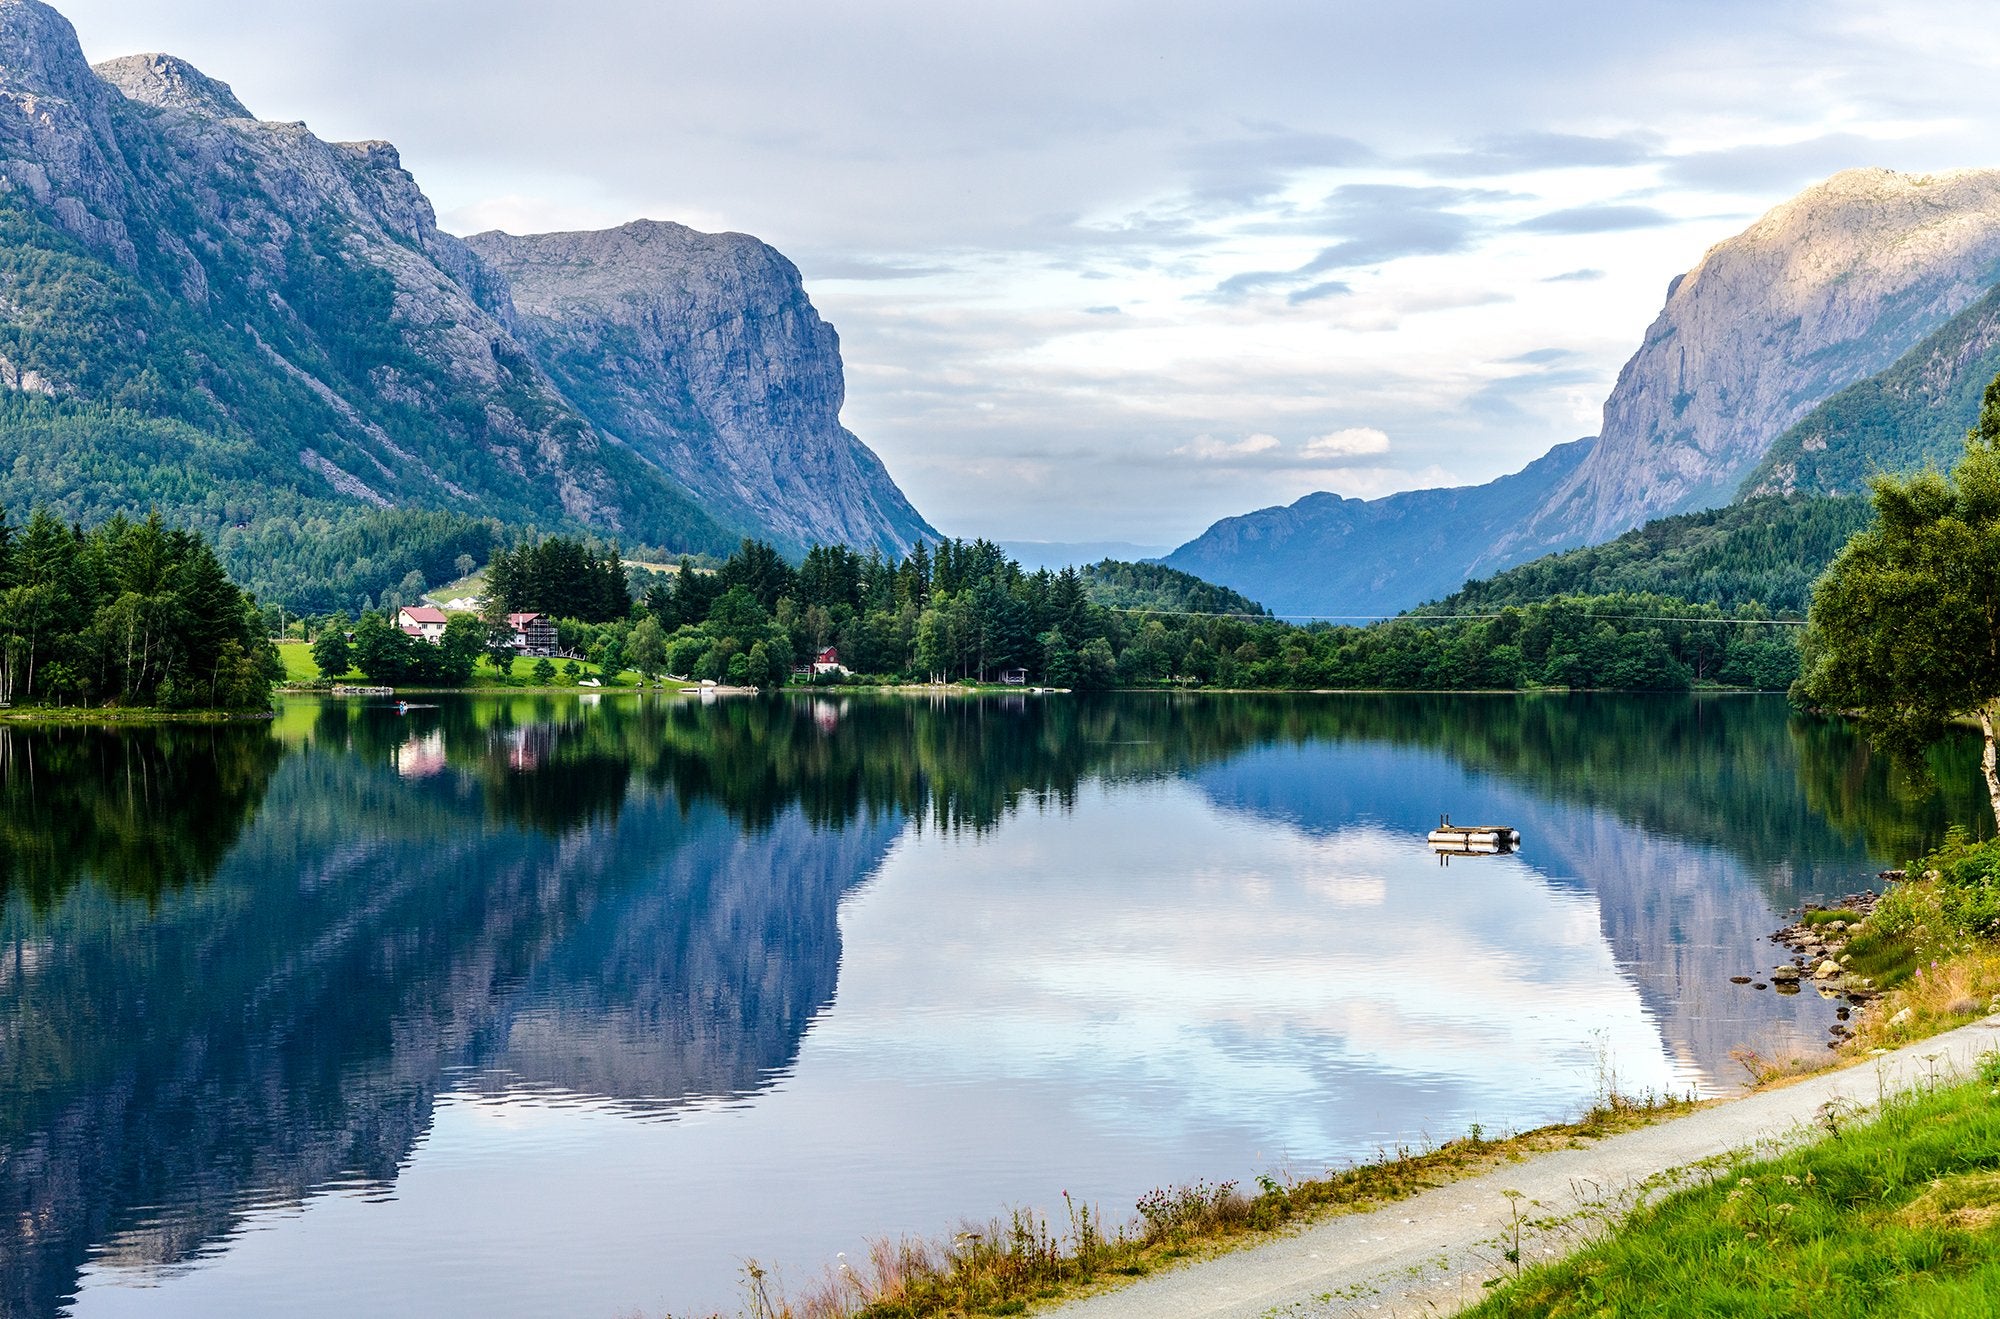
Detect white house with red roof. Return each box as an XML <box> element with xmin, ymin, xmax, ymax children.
<box><xmin>397</xmin><ymin>605</ymin><xmax>449</xmax><ymax>644</ymax></box>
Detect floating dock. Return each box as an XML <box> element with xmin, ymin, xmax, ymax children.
<box><xmin>331</xmin><ymin>685</ymin><xmax>395</xmax><ymax>696</ymax></box>
<box><xmin>1426</xmin><ymin>815</ymin><xmax>1521</xmax><ymax>855</ymax></box>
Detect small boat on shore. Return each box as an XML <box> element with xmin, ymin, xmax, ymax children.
<box><xmin>1426</xmin><ymin>815</ymin><xmax>1521</xmax><ymax>852</ymax></box>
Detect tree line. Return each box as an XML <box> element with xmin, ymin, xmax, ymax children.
<box><xmin>0</xmin><ymin>508</ymin><xmax>278</xmax><ymax>710</ymax></box>
<box><xmin>1435</xmin><ymin>494</ymin><xmax>1876</xmax><ymax>617</ymax></box>
<box><xmin>319</xmin><ymin>532</ymin><xmax>1804</xmax><ymax>693</ymax></box>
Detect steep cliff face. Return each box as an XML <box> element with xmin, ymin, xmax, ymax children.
<box><xmin>467</xmin><ymin>223</ymin><xmax>937</xmax><ymax>557</ymax></box>
<box><xmin>1503</xmin><ymin>168</ymin><xmax>2000</xmax><ymax>557</ymax></box>
<box><xmin>1742</xmin><ymin>277</ymin><xmax>2000</xmax><ymax>499</ymax></box>
<box><xmin>1167</xmin><ymin>168</ymin><xmax>2000</xmax><ymax>617</ymax></box>
<box><xmin>0</xmin><ymin>1</ymin><xmax>719</xmax><ymax>542</ymax></box>
<box><xmin>0</xmin><ymin>0</ymin><xmax>933</xmax><ymax>593</ymax></box>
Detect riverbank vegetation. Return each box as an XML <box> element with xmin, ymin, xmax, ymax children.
<box><xmin>1799</xmin><ymin>377</ymin><xmax>2000</xmax><ymax>829</ymax></box>
<box><xmin>1831</xmin><ymin>829</ymin><xmax>2000</xmax><ymax>1051</ymax></box>
<box><xmin>713</xmin><ymin>1090</ymin><xmax>1694</xmax><ymax>1319</ymax></box>
<box><xmin>315</xmin><ymin>532</ymin><xmax>1806</xmax><ymax>693</ymax></box>
<box><xmin>0</xmin><ymin>507</ymin><xmax>278</xmax><ymax>711</ymax></box>
<box><xmin>1465</xmin><ymin>1058</ymin><xmax>2000</xmax><ymax>1318</ymax></box>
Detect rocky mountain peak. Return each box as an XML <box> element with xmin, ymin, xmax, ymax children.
<box><xmin>0</xmin><ymin>0</ymin><xmax>105</xmax><ymax>107</ymax></box>
<box><xmin>0</xmin><ymin>0</ymin><xmax>939</xmax><ymax>577</ymax></box>
<box><xmin>94</xmin><ymin>53</ymin><xmax>251</xmax><ymax>120</ymax></box>
<box><xmin>1500</xmin><ymin>165</ymin><xmax>2000</xmax><ymax>560</ymax></box>
<box><xmin>465</xmin><ymin>223</ymin><xmax>937</xmax><ymax>555</ymax></box>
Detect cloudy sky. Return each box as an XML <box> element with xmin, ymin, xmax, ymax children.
<box><xmin>54</xmin><ymin>1</ymin><xmax>2000</xmax><ymax>545</ymax></box>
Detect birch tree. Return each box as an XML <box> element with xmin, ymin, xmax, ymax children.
<box><xmin>1800</xmin><ymin>379</ymin><xmax>2000</xmax><ymax>829</ymax></box>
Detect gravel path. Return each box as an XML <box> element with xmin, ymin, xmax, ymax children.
<box><xmin>1052</xmin><ymin>1017</ymin><xmax>2000</xmax><ymax>1319</ymax></box>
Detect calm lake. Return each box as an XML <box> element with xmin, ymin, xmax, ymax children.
<box><xmin>0</xmin><ymin>692</ymin><xmax>1984</xmax><ymax>1318</ymax></box>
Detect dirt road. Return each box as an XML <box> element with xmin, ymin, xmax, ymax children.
<box><xmin>1052</xmin><ymin>1017</ymin><xmax>2000</xmax><ymax>1318</ymax></box>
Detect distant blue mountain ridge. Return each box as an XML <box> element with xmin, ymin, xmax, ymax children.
<box><xmin>1165</xmin><ymin>167</ymin><xmax>2000</xmax><ymax>618</ymax></box>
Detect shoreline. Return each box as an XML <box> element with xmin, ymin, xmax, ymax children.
<box><xmin>741</xmin><ymin>868</ymin><xmax>1976</xmax><ymax>1319</ymax></box>
<box><xmin>16</xmin><ymin>682</ymin><xmax>1794</xmax><ymax>725</ymax></box>
<box><xmin>755</xmin><ymin>980</ymin><xmax>1995</xmax><ymax>1319</ymax></box>
<box><xmin>1042</xmin><ymin>1016</ymin><xmax>2000</xmax><ymax>1319</ymax></box>
<box><xmin>0</xmin><ymin>706</ymin><xmax>276</xmax><ymax>725</ymax></box>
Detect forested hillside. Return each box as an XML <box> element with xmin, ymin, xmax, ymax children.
<box><xmin>0</xmin><ymin>8</ymin><xmax>936</xmax><ymax>615</ymax></box>
<box><xmin>1077</xmin><ymin>560</ymin><xmax>1268</xmax><ymax>617</ymax></box>
<box><xmin>1744</xmin><ymin>280</ymin><xmax>2000</xmax><ymax>499</ymax></box>
<box><xmin>1427</xmin><ymin>495</ymin><xmax>1874</xmax><ymax>616</ymax></box>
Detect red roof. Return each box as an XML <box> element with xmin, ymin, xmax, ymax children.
<box><xmin>816</xmin><ymin>647</ymin><xmax>839</xmax><ymax>664</ymax></box>
<box><xmin>507</xmin><ymin>612</ymin><xmax>547</xmax><ymax>626</ymax></box>
<box><xmin>399</xmin><ymin>606</ymin><xmax>448</xmax><ymax>625</ymax></box>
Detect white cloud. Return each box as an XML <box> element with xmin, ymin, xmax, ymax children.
<box><xmin>1173</xmin><ymin>432</ymin><xmax>1281</xmax><ymax>461</ymax></box>
<box><xmin>1300</xmin><ymin>427</ymin><xmax>1391</xmax><ymax>460</ymax></box>
<box><xmin>50</xmin><ymin>0</ymin><xmax>1999</xmax><ymax>542</ymax></box>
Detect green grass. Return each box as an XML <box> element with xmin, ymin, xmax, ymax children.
<box><xmin>276</xmin><ymin>640</ymin><xmax>691</xmax><ymax>692</ymax></box>
<box><xmin>276</xmin><ymin>639</ymin><xmax>326</xmax><ymax>683</ymax></box>
<box><xmin>423</xmin><ymin>569</ymin><xmax>488</xmax><ymax>607</ymax></box>
<box><xmin>1466</xmin><ymin>1061</ymin><xmax>2000</xmax><ymax>1318</ymax></box>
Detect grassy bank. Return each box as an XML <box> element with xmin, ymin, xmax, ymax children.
<box><xmin>1454</xmin><ymin>833</ymin><xmax>2000</xmax><ymax>1317</ymax></box>
<box><xmin>684</xmin><ymin>1091</ymin><xmax>1696</xmax><ymax>1319</ymax></box>
<box><xmin>1465</xmin><ymin>1058</ymin><xmax>2000</xmax><ymax>1318</ymax></box>
<box><xmin>1813</xmin><ymin>829</ymin><xmax>2000</xmax><ymax>1055</ymax></box>
<box><xmin>0</xmin><ymin>705</ymin><xmax>275</xmax><ymax>724</ymax></box>
<box><xmin>275</xmin><ymin>639</ymin><xmax>693</xmax><ymax>694</ymax></box>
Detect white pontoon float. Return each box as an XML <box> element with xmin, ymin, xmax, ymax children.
<box><xmin>1426</xmin><ymin>815</ymin><xmax>1521</xmax><ymax>855</ymax></box>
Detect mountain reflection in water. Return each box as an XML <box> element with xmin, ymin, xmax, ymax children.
<box><xmin>0</xmin><ymin>692</ymin><xmax>1982</xmax><ymax>1319</ymax></box>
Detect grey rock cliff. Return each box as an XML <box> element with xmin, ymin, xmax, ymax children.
<box><xmin>1170</xmin><ymin>168</ymin><xmax>2000</xmax><ymax>617</ymax></box>
<box><xmin>465</xmin><ymin>221</ymin><xmax>937</xmax><ymax>556</ymax></box>
<box><xmin>93</xmin><ymin>52</ymin><xmax>249</xmax><ymax>119</ymax></box>
<box><xmin>0</xmin><ymin>0</ymin><xmax>933</xmax><ymax>561</ymax></box>
<box><xmin>1504</xmin><ymin>167</ymin><xmax>2000</xmax><ymax>558</ymax></box>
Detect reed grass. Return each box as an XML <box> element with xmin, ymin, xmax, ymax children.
<box><xmin>663</xmin><ymin>1089</ymin><xmax>1694</xmax><ymax>1319</ymax></box>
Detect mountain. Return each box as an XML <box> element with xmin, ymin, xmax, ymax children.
<box><xmin>1503</xmin><ymin>167</ymin><xmax>2000</xmax><ymax>557</ymax></box>
<box><xmin>1425</xmin><ymin>494</ymin><xmax>1875</xmax><ymax>617</ymax></box>
<box><xmin>1742</xmin><ymin>278</ymin><xmax>2000</xmax><ymax>498</ymax></box>
<box><xmin>0</xmin><ymin>1</ymin><xmax>931</xmax><ymax>609</ymax></box>
<box><xmin>464</xmin><ymin>223</ymin><xmax>934</xmax><ymax>557</ymax></box>
<box><xmin>1161</xmin><ymin>436</ymin><xmax>1594</xmax><ymax>618</ymax></box>
<box><xmin>1165</xmin><ymin>168</ymin><xmax>2000</xmax><ymax>618</ymax></box>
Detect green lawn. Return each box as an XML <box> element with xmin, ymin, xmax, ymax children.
<box><xmin>276</xmin><ymin>639</ymin><xmax>325</xmax><ymax>683</ymax></box>
<box><xmin>1466</xmin><ymin>1060</ymin><xmax>2000</xmax><ymax>1317</ymax></box>
<box><xmin>275</xmin><ymin>639</ymin><xmax>686</xmax><ymax>691</ymax></box>
<box><xmin>424</xmin><ymin>569</ymin><xmax>487</xmax><ymax>608</ymax></box>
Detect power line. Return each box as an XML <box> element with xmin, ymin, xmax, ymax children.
<box><xmin>1099</xmin><ymin>605</ymin><xmax>1807</xmax><ymax>626</ymax></box>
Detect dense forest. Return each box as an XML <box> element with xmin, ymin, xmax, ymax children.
<box><xmin>487</xmin><ymin>537</ymin><xmax>634</xmax><ymax>624</ymax></box>
<box><xmin>0</xmin><ymin>508</ymin><xmax>279</xmax><ymax>709</ymax></box>
<box><xmin>335</xmin><ymin>534</ymin><xmax>1805</xmax><ymax>693</ymax></box>
<box><xmin>1432</xmin><ymin>494</ymin><xmax>1874</xmax><ymax>616</ymax></box>
<box><xmin>1074</xmin><ymin>560</ymin><xmax>1269</xmax><ymax>617</ymax></box>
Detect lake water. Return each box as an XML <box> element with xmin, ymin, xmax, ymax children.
<box><xmin>0</xmin><ymin>692</ymin><xmax>1982</xmax><ymax>1318</ymax></box>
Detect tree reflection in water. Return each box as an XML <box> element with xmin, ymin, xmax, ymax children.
<box><xmin>0</xmin><ymin>692</ymin><xmax>1982</xmax><ymax>1317</ymax></box>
